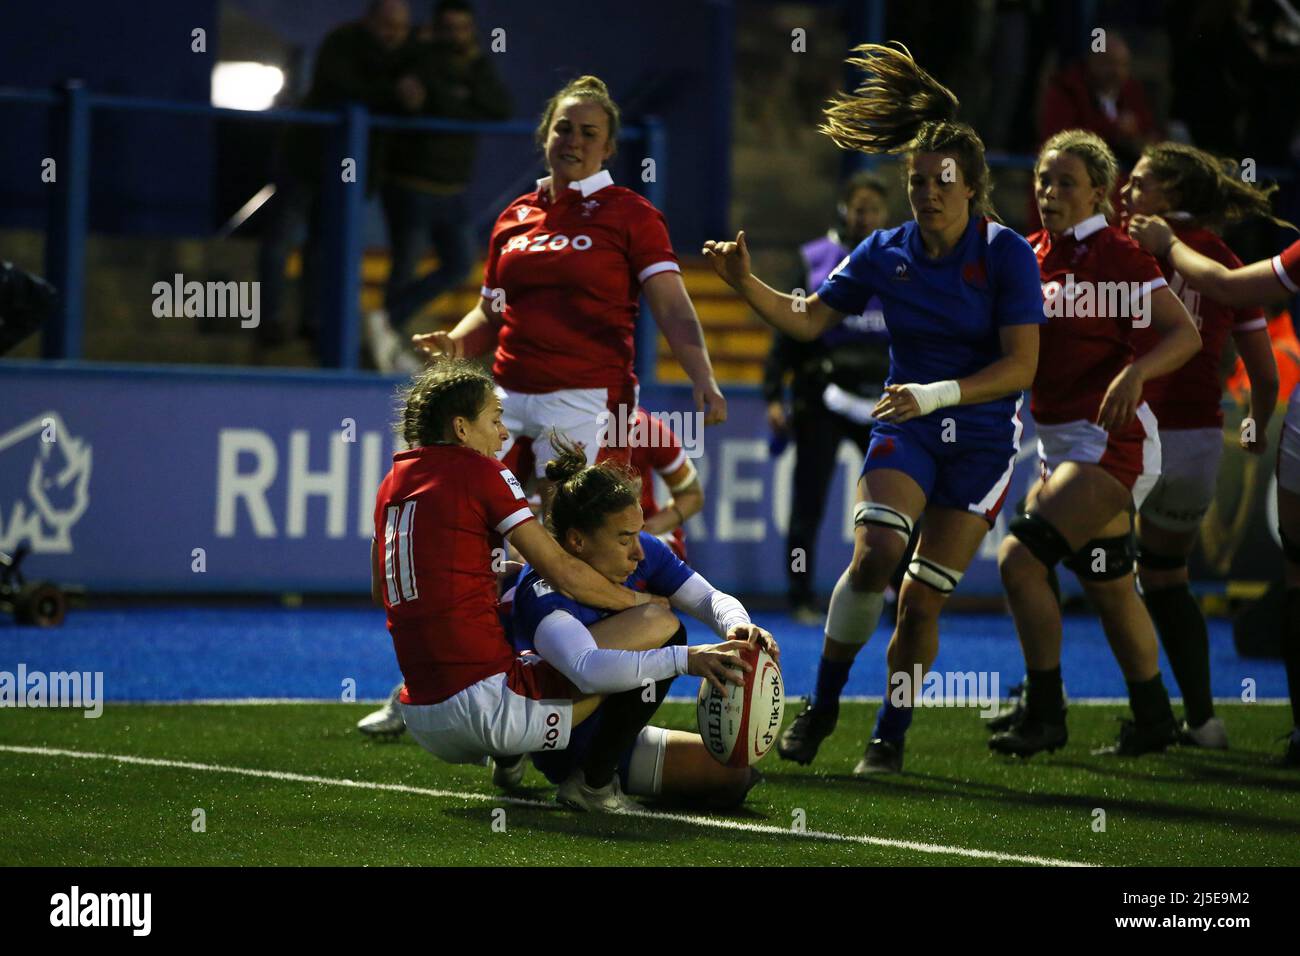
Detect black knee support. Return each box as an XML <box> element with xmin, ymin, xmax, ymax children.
<box><xmin>1007</xmin><ymin>511</ymin><xmax>1074</xmax><ymax>569</ymax></box>
<box><xmin>1136</xmin><ymin>546</ymin><xmax>1187</xmax><ymax>571</ymax></box>
<box><xmin>1066</xmin><ymin>533</ymin><xmax>1135</xmax><ymax>581</ymax></box>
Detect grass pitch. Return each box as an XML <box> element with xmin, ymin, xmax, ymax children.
<box><xmin>2</xmin><ymin>702</ymin><xmax>1297</xmax><ymax>867</ymax></box>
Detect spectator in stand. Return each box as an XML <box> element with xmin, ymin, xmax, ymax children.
<box><xmin>257</xmin><ymin>0</ymin><xmax>419</xmax><ymax>353</ymax></box>
<box><xmin>1030</xmin><ymin>26</ymin><xmax>1161</xmax><ymax>232</ymax></box>
<box><xmin>366</xmin><ymin>0</ymin><xmax>512</xmax><ymax>373</ymax></box>
<box><xmin>763</xmin><ymin>172</ymin><xmax>893</xmax><ymax>624</ymax></box>
<box><xmin>1038</xmin><ymin>28</ymin><xmax>1160</xmax><ymax>168</ymax></box>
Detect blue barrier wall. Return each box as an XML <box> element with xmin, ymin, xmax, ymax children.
<box><xmin>0</xmin><ymin>0</ymin><xmax>729</xmax><ymax>248</ymax></box>
<box><xmin>0</xmin><ymin>361</ymin><xmax>1045</xmax><ymax>596</ymax></box>
<box><xmin>0</xmin><ymin>0</ymin><xmax>218</xmax><ymax>235</ymax></box>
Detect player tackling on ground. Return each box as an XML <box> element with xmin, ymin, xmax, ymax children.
<box><xmin>369</xmin><ymin>361</ymin><xmax>745</xmax><ymax>800</ymax></box>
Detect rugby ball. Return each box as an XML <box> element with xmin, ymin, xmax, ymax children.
<box><xmin>696</xmin><ymin>642</ymin><xmax>784</xmax><ymax>767</ymax></box>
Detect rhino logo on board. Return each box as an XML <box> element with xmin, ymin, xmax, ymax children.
<box><xmin>0</xmin><ymin>412</ymin><xmax>92</xmax><ymax>553</ymax></box>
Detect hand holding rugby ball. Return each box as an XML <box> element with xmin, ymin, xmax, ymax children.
<box><xmin>696</xmin><ymin>639</ymin><xmax>784</xmax><ymax>768</ymax></box>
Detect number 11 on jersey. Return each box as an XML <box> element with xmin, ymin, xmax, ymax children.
<box><xmin>383</xmin><ymin>501</ymin><xmax>419</xmax><ymax>604</ymax></box>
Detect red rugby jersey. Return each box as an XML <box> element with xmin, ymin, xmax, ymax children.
<box><xmin>626</xmin><ymin>407</ymin><xmax>690</xmax><ymax>560</ymax></box>
<box><xmin>1029</xmin><ymin>214</ymin><xmax>1168</xmax><ymax>425</ymax></box>
<box><xmin>373</xmin><ymin>443</ymin><xmax>534</xmax><ymax>705</ymax></box>
<box><xmin>1273</xmin><ymin>238</ymin><xmax>1300</xmax><ymax>294</ymax></box>
<box><xmin>481</xmin><ymin>170</ymin><xmax>679</xmax><ymax>394</ymax></box>
<box><xmin>1131</xmin><ymin>218</ymin><xmax>1265</xmax><ymax>429</ymax></box>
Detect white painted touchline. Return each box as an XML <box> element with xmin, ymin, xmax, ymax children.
<box><xmin>0</xmin><ymin>744</ymin><xmax>1093</xmax><ymax>867</ymax></box>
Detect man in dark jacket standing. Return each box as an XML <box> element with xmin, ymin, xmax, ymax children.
<box><xmin>366</xmin><ymin>0</ymin><xmax>511</xmax><ymax>372</ymax></box>
<box><xmin>257</xmin><ymin>0</ymin><xmax>418</xmax><ymax>352</ymax></box>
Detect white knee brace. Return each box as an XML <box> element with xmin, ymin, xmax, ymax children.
<box><xmin>906</xmin><ymin>556</ymin><xmax>963</xmax><ymax>594</ymax></box>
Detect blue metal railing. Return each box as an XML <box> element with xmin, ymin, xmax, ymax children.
<box><xmin>0</xmin><ymin>82</ymin><xmax>667</xmax><ymax>374</ymax></box>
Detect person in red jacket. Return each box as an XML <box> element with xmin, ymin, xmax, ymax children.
<box><xmin>1039</xmin><ymin>31</ymin><xmax>1158</xmax><ymax>165</ymax></box>
<box><xmin>1031</xmin><ymin>30</ymin><xmax>1159</xmax><ymax>230</ymax></box>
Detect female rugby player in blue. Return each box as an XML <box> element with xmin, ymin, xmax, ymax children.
<box><xmin>704</xmin><ymin>43</ymin><xmax>1043</xmax><ymax>774</ymax></box>
<box><xmin>506</xmin><ymin>437</ymin><xmax>780</xmax><ymax>812</ymax></box>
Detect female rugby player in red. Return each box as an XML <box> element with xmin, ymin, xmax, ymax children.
<box><xmin>989</xmin><ymin>130</ymin><xmax>1202</xmax><ymax>759</ymax></box>
<box><xmin>371</xmin><ymin>361</ymin><xmax>742</xmax><ymax>771</ymax></box>
<box><xmin>1130</xmin><ymin>214</ymin><xmax>1300</xmax><ymax>766</ymax></box>
<box><xmin>1123</xmin><ymin>143</ymin><xmax>1282</xmax><ymax>749</ymax></box>
<box><xmin>627</xmin><ymin>406</ymin><xmax>702</xmax><ymax>562</ymax></box>
<box><xmin>411</xmin><ymin>75</ymin><xmax>726</xmax><ymax>505</ymax></box>
<box><xmin>502</xmin><ymin>406</ymin><xmax>702</xmax><ymax>561</ymax></box>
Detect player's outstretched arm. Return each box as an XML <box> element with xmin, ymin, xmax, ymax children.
<box><xmin>668</xmin><ymin>572</ymin><xmax>780</xmax><ymax>664</ymax></box>
<box><xmin>510</xmin><ymin>520</ymin><xmax>665</xmax><ymax>612</ymax></box>
<box><xmin>535</xmin><ymin>609</ymin><xmax>687</xmax><ymax>694</ymax></box>
<box><xmin>411</xmin><ymin>296</ymin><xmax>500</xmax><ymax>360</ymax></box>
<box><xmin>702</xmin><ymin>230</ymin><xmax>846</xmax><ymax>342</ymax></box>
<box><xmin>535</xmin><ymin>609</ymin><xmax>749</xmax><ymax>696</ymax></box>
<box><xmin>1129</xmin><ymin>216</ymin><xmax>1292</xmax><ymax>308</ymax></box>
<box><xmin>874</xmin><ymin>323</ymin><xmax>1039</xmax><ymax>424</ymax></box>
<box><xmin>642</xmin><ymin>273</ymin><xmax>728</xmax><ymax>425</ymax></box>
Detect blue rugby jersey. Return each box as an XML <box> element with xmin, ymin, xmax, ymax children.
<box><xmin>816</xmin><ymin>217</ymin><xmax>1043</xmax><ymax>439</ymax></box>
<box><xmin>801</xmin><ymin>232</ymin><xmax>890</xmax><ymax>351</ymax></box>
<box><xmin>510</xmin><ymin>532</ymin><xmax>694</xmax><ymax>653</ymax></box>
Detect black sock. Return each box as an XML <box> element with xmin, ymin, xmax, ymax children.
<box><xmin>580</xmin><ymin>624</ymin><xmax>685</xmax><ymax>788</ymax></box>
<box><xmin>1284</xmin><ymin>589</ymin><xmax>1300</xmax><ymax>728</ymax></box>
<box><xmin>1127</xmin><ymin>673</ymin><xmax>1175</xmax><ymax>727</ymax></box>
<box><xmin>1024</xmin><ymin>667</ymin><xmax>1064</xmax><ymax>722</ymax></box>
<box><xmin>1143</xmin><ymin>584</ymin><xmax>1214</xmax><ymax>726</ymax></box>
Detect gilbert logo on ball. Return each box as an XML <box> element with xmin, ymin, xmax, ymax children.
<box><xmin>697</xmin><ymin>642</ymin><xmax>784</xmax><ymax>768</ymax></box>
